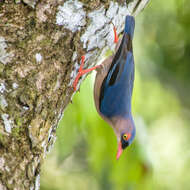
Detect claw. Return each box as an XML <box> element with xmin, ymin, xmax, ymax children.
<box><xmin>72</xmin><ymin>56</ymin><xmax>100</xmax><ymax>91</ymax></box>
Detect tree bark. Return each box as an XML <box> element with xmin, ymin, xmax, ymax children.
<box><xmin>0</xmin><ymin>0</ymin><xmax>149</xmax><ymax>189</ymax></box>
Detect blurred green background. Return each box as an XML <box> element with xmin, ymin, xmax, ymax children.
<box><xmin>41</xmin><ymin>0</ymin><xmax>190</xmax><ymax>189</ymax></box>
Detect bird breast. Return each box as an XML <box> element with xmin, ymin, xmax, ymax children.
<box><xmin>93</xmin><ymin>55</ymin><xmax>114</xmax><ymax>126</ymax></box>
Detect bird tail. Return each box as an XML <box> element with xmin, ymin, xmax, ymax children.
<box><xmin>124</xmin><ymin>15</ymin><xmax>135</xmax><ymax>39</ymax></box>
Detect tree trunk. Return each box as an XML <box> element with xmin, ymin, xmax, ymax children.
<box><xmin>0</xmin><ymin>0</ymin><xmax>149</xmax><ymax>189</ymax></box>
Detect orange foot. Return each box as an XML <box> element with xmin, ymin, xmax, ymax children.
<box><xmin>73</xmin><ymin>55</ymin><xmax>100</xmax><ymax>91</ymax></box>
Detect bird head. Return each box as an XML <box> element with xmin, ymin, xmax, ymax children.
<box><xmin>111</xmin><ymin>116</ymin><xmax>136</xmax><ymax>160</ymax></box>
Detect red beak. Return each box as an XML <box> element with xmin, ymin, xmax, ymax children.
<box><xmin>116</xmin><ymin>141</ymin><xmax>123</xmax><ymax>160</ymax></box>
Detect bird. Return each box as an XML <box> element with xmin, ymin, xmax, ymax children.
<box><xmin>73</xmin><ymin>15</ymin><xmax>136</xmax><ymax>160</ymax></box>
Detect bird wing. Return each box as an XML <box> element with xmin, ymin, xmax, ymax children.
<box><xmin>99</xmin><ymin>34</ymin><xmax>134</xmax><ymax>118</ymax></box>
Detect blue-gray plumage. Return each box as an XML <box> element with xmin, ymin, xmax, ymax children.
<box><xmin>94</xmin><ymin>15</ymin><xmax>136</xmax><ymax>159</ymax></box>
<box><xmin>73</xmin><ymin>15</ymin><xmax>136</xmax><ymax>159</ymax></box>
<box><xmin>99</xmin><ymin>38</ymin><xmax>134</xmax><ymax>118</ymax></box>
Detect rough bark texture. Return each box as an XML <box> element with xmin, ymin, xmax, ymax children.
<box><xmin>0</xmin><ymin>0</ymin><xmax>149</xmax><ymax>189</ymax></box>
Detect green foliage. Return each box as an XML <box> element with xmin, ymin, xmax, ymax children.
<box><xmin>41</xmin><ymin>1</ymin><xmax>190</xmax><ymax>189</ymax></box>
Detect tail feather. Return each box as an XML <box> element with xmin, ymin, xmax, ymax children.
<box><xmin>124</xmin><ymin>15</ymin><xmax>135</xmax><ymax>39</ymax></box>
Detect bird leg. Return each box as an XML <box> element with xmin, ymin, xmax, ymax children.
<box><xmin>73</xmin><ymin>55</ymin><xmax>100</xmax><ymax>91</ymax></box>
<box><xmin>111</xmin><ymin>22</ymin><xmax>119</xmax><ymax>44</ymax></box>
<box><xmin>72</xmin><ymin>23</ymin><xmax>119</xmax><ymax>91</ymax></box>
<box><xmin>111</xmin><ymin>22</ymin><xmax>124</xmax><ymax>53</ymax></box>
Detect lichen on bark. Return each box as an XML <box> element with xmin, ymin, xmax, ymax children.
<box><xmin>0</xmin><ymin>0</ymin><xmax>149</xmax><ymax>189</ymax></box>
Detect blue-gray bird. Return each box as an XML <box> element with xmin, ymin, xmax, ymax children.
<box><xmin>73</xmin><ymin>15</ymin><xmax>136</xmax><ymax>159</ymax></box>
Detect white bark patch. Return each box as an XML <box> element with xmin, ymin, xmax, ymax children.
<box><xmin>0</xmin><ymin>95</ymin><xmax>8</xmax><ymax>110</ymax></box>
<box><xmin>81</xmin><ymin>2</ymin><xmax>130</xmax><ymax>51</ymax></box>
<box><xmin>35</xmin><ymin>174</ymin><xmax>40</xmax><ymax>190</ymax></box>
<box><xmin>46</xmin><ymin>126</ymin><xmax>56</xmax><ymax>153</ymax></box>
<box><xmin>56</xmin><ymin>0</ymin><xmax>86</xmax><ymax>32</ymax></box>
<box><xmin>0</xmin><ymin>83</ymin><xmax>6</xmax><ymax>93</ymax></box>
<box><xmin>1</xmin><ymin>114</ymin><xmax>13</xmax><ymax>133</ymax></box>
<box><xmin>68</xmin><ymin>61</ymin><xmax>80</xmax><ymax>87</ymax></box>
<box><xmin>81</xmin><ymin>7</ymin><xmax>109</xmax><ymax>51</ymax></box>
<box><xmin>72</xmin><ymin>51</ymin><xmax>77</xmax><ymax>62</ymax></box>
<box><xmin>107</xmin><ymin>2</ymin><xmax>130</xmax><ymax>45</ymax></box>
<box><xmin>0</xmin><ymin>36</ymin><xmax>14</xmax><ymax>64</ymax></box>
<box><xmin>0</xmin><ymin>183</ymin><xmax>6</xmax><ymax>190</ymax></box>
<box><xmin>23</xmin><ymin>106</ymin><xmax>29</xmax><ymax>110</ymax></box>
<box><xmin>12</xmin><ymin>83</ymin><xmax>19</xmax><ymax>89</ymax></box>
<box><xmin>68</xmin><ymin>51</ymin><xmax>81</xmax><ymax>88</ymax></box>
<box><xmin>35</xmin><ymin>53</ymin><xmax>43</xmax><ymax>62</ymax></box>
<box><xmin>41</xmin><ymin>140</ymin><xmax>46</xmax><ymax>152</ymax></box>
<box><xmin>0</xmin><ymin>157</ymin><xmax>5</xmax><ymax>170</ymax></box>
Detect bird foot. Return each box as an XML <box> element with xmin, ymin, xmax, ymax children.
<box><xmin>73</xmin><ymin>55</ymin><xmax>100</xmax><ymax>91</ymax></box>
<box><xmin>72</xmin><ymin>23</ymin><xmax>118</xmax><ymax>92</ymax></box>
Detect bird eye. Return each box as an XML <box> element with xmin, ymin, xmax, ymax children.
<box><xmin>123</xmin><ymin>134</ymin><xmax>128</xmax><ymax>141</ymax></box>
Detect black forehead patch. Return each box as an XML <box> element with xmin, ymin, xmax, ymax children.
<box><xmin>121</xmin><ymin>138</ymin><xmax>129</xmax><ymax>149</ymax></box>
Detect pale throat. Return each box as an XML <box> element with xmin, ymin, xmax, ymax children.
<box><xmin>110</xmin><ymin>115</ymin><xmax>134</xmax><ymax>141</ymax></box>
